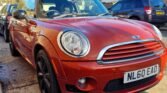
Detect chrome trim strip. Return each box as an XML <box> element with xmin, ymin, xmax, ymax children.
<box><xmin>97</xmin><ymin>39</ymin><xmax>163</xmax><ymax>64</ymax></box>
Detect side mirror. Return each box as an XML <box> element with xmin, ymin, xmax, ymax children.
<box><xmin>13</xmin><ymin>10</ymin><xmax>27</xmax><ymax>20</ymax></box>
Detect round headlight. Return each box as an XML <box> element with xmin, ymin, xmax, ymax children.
<box><xmin>152</xmin><ymin>25</ymin><xmax>163</xmax><ymax>40</ymax></box>
<box><xmin>58</xmin><ymin>30</ymin><xmax>90</xmax><ymax>57</ymax></box>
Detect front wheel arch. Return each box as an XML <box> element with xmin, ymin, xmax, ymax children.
<box><xmin>33</xmin><ymin>36</ymin><xmax>65</xmax><ymax>79</ymax></box>
<box><xmin>34</xmin><ymin>44</ymin><xmax>44</xmax><ymax>61</ymax></box>
<box><xmin>33</xmin><ymin>43</ymin><xmax>60</xmax><ymax>75</ymax></box>
<box><xmin>3</xmin><ymin>25</ymin><xmax>9</xmax><ymax>42</ymax></box>
<box><xmin>36</xmin><ymin>49</ymin><xmax>61</xmax><ymax>93</ymax></box>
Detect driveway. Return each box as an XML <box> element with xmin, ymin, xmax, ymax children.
<box><xmin>146</xmin><ymin>27</ymin><xmax>167</xmax><ymax>93</ymax></box>
<box><xmin>0</xmin><ymin>36</ymin><xmax>40</xmax><ymax>93</ymax></box>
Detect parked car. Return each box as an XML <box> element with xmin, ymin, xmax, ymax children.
<box><xmin>0</xmin><ymin>4</ymin><xmax>17</xmax><ymax>42</ymax></box>
<box><xmin>9</xmin><ymin>0</ymin><xmax>167</xmax><ymax>93</ymax></box>
<box><xmin>108</xmin><ymin>0</ymin><xmax>167</xmax><ymax>27</ymax></box>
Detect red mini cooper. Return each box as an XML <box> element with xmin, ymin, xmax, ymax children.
<box><xmin>9</xmin><ymin>0</ymin><xmax>167</xmax><ymax>93</ymax></box>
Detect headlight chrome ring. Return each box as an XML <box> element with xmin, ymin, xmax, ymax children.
<box><xmin>57</xmin><ymin>30</ymin><xmax>90</xmax><ymax>58</ymax></box>
<box><xmin>152</xmin><ymin>25</ymin><xmax>163</xmax><ymax>40</ymax></box>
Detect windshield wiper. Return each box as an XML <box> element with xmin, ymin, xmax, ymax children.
<box><xmin>98</xmin><ymin>12</ymin><xmax>112</xmax><ymax>16</ymax></box>
<box><xmin>53</xmin><ymin>13</ymin><xmax>89</xmax><ymax>18</ymax></box>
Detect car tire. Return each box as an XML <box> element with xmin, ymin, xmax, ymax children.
<box><xmin>130</xmin><ymin>17</ymin><xmax>140</xmax><ymax>20</ymax></box>
<box><xmin>3</xmin><ymin>26</ymin><xmax>9</xmax><ymax>42</ymax></box>
<box><xmin>36</xmin><ymin>50</ymin><xmax>61</xmax><ymax>93</ymax></box>
<box><xmin>9</xmin><ymin>35</ymin><xmax>20</xmax><ymax>57</ymax></box>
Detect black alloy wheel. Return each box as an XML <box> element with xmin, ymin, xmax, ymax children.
<box><xmin>36</xmin><ymin>50</ymin><xmax>61</xmax><ymax>93</ymax></box>
<box><xmin>9</xmin><ymin>35</ymin><xmax>20</xmax><ymax>56</ymax></box>
<box><xmin>3</xmin><ymin>26</ymin><xmax>9</xmax><ymax>42</ymax></box>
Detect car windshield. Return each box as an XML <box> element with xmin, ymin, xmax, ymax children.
<box><xmin>150</xmin><ymin>0</ymin><xmax>166</xmax><ymax>8</ymax></box>
<box><xmin>40</xmin><ymin>0</ymin><xmax>109</xmax><ymax>18</ymax></box>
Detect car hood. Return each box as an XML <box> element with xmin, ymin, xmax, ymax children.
<box><xmin>45</xmin><ymin>17</ymin><xmax>155</xmax><ymax>44</ymax></box>
<box><xmin>41</xmin><ymin>17</ymin><xmax>156</xmax><ymax>60</ymax></box>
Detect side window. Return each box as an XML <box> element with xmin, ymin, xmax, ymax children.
<box><xmin>9</xmin><ymin>5</ymin><xmax>17</xmax><ymax>15</ymax></box>
<box><xmin>112</xmin><ymin>2</ymin><xmax>122</xmax><ymax>11</ymax></box>
<box><xmin>135</xmin><ymin>0</ymin><xmax>144</xmax><ymax>8</ymax></box>
<box><xmin>122</xmin><ymin>0</ymin><xmax>135</xmax><ymax>10</ymax></box>
<box><xmin>16</xmin><ymin>0</ymin><xmax>35</xmax><ymax>18</ymax></box>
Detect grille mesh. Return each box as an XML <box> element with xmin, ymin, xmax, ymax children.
<box><xmin>101</xmin><ymin>40</ymin><xmax>164</xmax><ymax>63</ymax></box>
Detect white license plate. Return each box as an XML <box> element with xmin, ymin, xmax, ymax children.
<box><xmin>124</xmin><ymin>64</ymin><xmax>159</xmax><ymax>84</ymax></box>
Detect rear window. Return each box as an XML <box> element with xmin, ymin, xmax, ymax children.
<box><xmin>150</xmin><ymin>0</ymin><xmax>166</xmax><ymax>8</ymax></box>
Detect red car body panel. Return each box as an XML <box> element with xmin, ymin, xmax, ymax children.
<box><xmin>36</xmin><ymin>17</ymin><xmax>161</xmax><ymax>61</ymax></box>
<box><xmin>9</xmin><ymin>17</ymin><xmax>167</xmax><ymax>93</ymax></box>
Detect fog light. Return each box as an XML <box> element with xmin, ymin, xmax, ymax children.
<box><xmin>77</xmin><ymin>77</ymin><xmax>97</xmax><ymax>92</ymax></box>
<box><xmin>78</xmin><ymin>78</ymin><xmax>86</xmax><ymax>84</ymax></box>
<box><xmin>78</xmin><ymin>78</ymin><xmax>86</xmax><ymax>88</ymax></box>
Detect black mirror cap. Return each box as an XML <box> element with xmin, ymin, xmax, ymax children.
<box><xmin>13</xmin><ymin>10</ymin><xmax>26</xmax><ymax>20</ymax></box>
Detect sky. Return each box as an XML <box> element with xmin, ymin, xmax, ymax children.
<box><xmin>24</xmin><ymin>0</ymin><xmax>35</xmax><ymax>9</ymax></box>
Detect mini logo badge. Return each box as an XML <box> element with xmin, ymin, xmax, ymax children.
<box><xmin>132</xmin><ymin>35</ymin><xmax>140</xmax><ymax>40</ymax></box>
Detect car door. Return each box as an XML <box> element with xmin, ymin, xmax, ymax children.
<box><xmin>11</xmin><ymin>15</ymin><xmax>27</xmax><ymax>53</ymax></box>
<box><xmin>118</xmin><ymin>0</ymin><xmax>135</xmax><ymax>18</ymax></box>
<box><xmin>12</xmin><ymin>0</ymin><xmax>36</xmax><ymax>63</ymax></box>
<box><xmin>17</xmin><ymin>19</ymin><xmax>36</xmax><ymax>61</ymax></box>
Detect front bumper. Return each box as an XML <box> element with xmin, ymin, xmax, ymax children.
<box><xmin>56</xmin><ymin>52</ymin><xmax>167</xmax><ymax>93</ymax></box>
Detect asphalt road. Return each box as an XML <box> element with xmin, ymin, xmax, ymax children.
<box><xmin>0</xmin><ymin>27</ymin><xmax>167</xmax><ymax>93</ymax></box>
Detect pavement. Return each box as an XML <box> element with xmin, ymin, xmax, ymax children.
<box><xmin>145</xmin><ymin>27</ymin><xmax>167</xmax><ymax>93</ymax></box>
<box><xmin>0</xmin><ymin>36</ymin><xmax>40</xmax><ymax>93</ymax></box>
<box><xmin>0</xmin><ymin>27</ymin><xmax>167</xmax><ymax>93</ymax></box>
